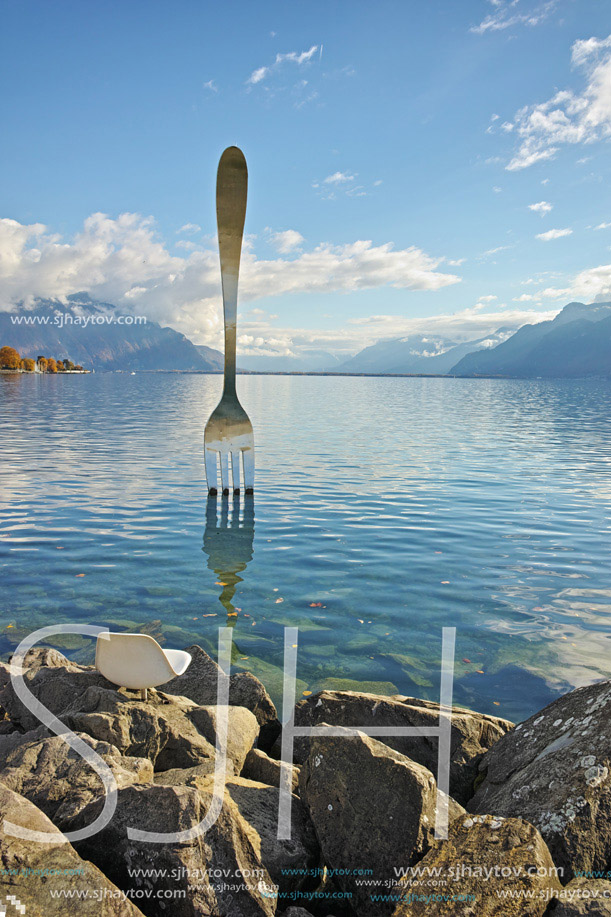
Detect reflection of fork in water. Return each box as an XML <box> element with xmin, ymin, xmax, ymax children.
<box><xmin>203</xmin><ymin>495</ymin><xmax>255</xmax><ymax>623</ymax></box>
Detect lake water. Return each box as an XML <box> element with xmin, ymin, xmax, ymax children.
<box><xmin>1</xmin><ymin>372</ymin><xmax>611</xmax><ymax>723</ymax></box>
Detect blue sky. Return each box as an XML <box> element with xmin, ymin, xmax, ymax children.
<box><xmin>1</xmin><ymin>0</ymin><xmax>611</xmax><ymax>360</ymax></box>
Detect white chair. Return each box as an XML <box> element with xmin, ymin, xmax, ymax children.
<box><xmin>95</xmin><ymin>632</ymin><xmax>192</xmax><ymax>700</ymax></box>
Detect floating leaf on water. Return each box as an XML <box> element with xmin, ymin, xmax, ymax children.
<box><xmin>215</xmin><ymin>582</ymin><xmax>227</xmax><ymax>586</ymax></box>
<box><xmin>309</xmin><ymin>602</ymin><xmax>325</xmax><ymax>608</ymax></box>
<box><xmin>302</xmin><ymin>691</ymin><xmax>312</xmax><ymax>696</ymax></box>
<box><xmin>201</xmin><ymin>613</ymin><xmax>217</xmax><ymax>617</ymax></box>
<box><xmin>463</xmin><ymin>658</ymin><xmax>471</xmax><ymax>664</ymax></box>
<box><xmin>476</xmin><ymin>670</ymin><xmax>484</xmax><ymax>674</ymax></box>
<box><xmin>75</xmin><ymin>574</ymin><xmax>85</xmax><ymax>578</ymax></box>
<box><xmin>275</xmin><ymin>598</ymin><xmax>284</xmax><ymax>604</ymax></box>
<box><xmin>493</xmin><ymin>701</ymin><xmax>500</xmax><ymax>706</ymax></box>
<box><xmin>441</xmin><ymin>581</ymin><xmax>450</xmax><ymax>585</ymax></box>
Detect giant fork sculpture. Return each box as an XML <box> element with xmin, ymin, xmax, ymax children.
<box><xmin>204</xmin><ymin>146</ymin><xmax>255</xmax><ymax>496</ymax></box>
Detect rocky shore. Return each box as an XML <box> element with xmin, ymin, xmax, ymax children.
<box><xmin>0</xmin><ymin>645</ymin><xmax>610</xmax><ymax>916</ymax></box>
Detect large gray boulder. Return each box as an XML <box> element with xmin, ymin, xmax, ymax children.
<box><xmin>0</xmin><ymin>659</ymin><xmax>110</xmax><ymax>732</ymax></box>
<box><xmin>190</xmin><ymin>704</ymin><xmax>259</xmax><ymax>774</ymax></box>
<box><xmin>223</xmin><ymin>776</ymin><xmax>320</xmax><ymax>894</ymax></box>
<box><xmin>469</xmin><ymin>679</ymin><xmax>611</xmax><ymax>879</ymax></box>
<box><xmin>61</xmin><ymin>686</ymin><xmax>218</xmax><ymax>771</ymax></box>
<box><xmin>551</xmin><ymin>878</ymin><xmax>611</xmax><ymax>915</ymax></box>
<box><xmin>68</xmin><ymin>781</ymin><xmax>278</xmax><ymax>916</ymax></box>
<box><xmin>0</xmin><ymin>782</ymin><xmax>146</xmax><ymax>916</ymax></box>
<box><xmin>0</xmin><ymin>728</ymin><xmax>152</xmax><ymax>829</ymax></box>
<box><xmin>163</xmin><ymin>644</ymin><xmax>280</xmax><ymax>748</ymax></box>
<box><xmin>293</xmin><ymin>690</ymin><xmax>512</xmax><ymax>803</ymax></box>
<box><xmin>390</xmin><ymin>813</ymin><xmax>562</xmax><ymax>916</ymax></box>
<box><xmin>299</xmin><ymin>727</ymin><xmax>464</xmax><ymax>917</ymax></box>
<box><xmin>61</xmin><ymin>686</ymin><xmax>258</xmax><ymax>774</ymax></box>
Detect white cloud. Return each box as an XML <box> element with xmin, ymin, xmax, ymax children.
<box><xmin>323</xmin><ymin>171</ymin><xmax>355</xmax><ymax>185</ymax></box>
<box><xmin>0</xmin><ymin>214</ymin><xmax>461</xmax><ymax>347</ymax></box>
<box><xmin>177</xmin><ymin>223</ymin><xmax>201</xmax><ymax>235</ymax></box>
<box><xmin>507</xmin><ymin>33</ymin><xmax>611</xmax><ymax>170</ymax></box>
<box><xmin>492</xmin><ymin>185</ymin><xmax>502</xmax><ymax>193</ymax></box>
<box><xmin>276</xmin><ymin>46</ymin><xmax>318</xmax><ymax>66</ymax></box>
<box><xmin>203</xmin><ymin>80</ymin><xmax>218</xmax><ymax>93</ymax></box>
<box><xmin>269</xmin><ymin>229</ymin><xmax>304</xmax><ymax>253</ymax></box>
<box><xmin>471</xmin><ymin>0</ymin><xmax>558</xmax><ymax>35</ymax></box>
<box><xmin>513</xmin><ymin>293</ymin><xmax>538</xmax><ymax>301</ymax></box>
<box><xmin>536</xmin><ymin>262</ymin><xmax>611</xmax><ymax>303</ymax></box>
<box><xmin>246</xmin><ymin>45</ymin><xmax>319</xmax><ymax>86</ymax></box>
<box><xmin>482</xmin><ymin>244</ymin><xmax>511</xmax><ymax>257</ymax></box>
<box><xmin>529</xmin><ymin>200</ymin><xmax>553</xmax><ymax>215</ymax></box>
<box><xmin>247</xmin><ymin>66</ymin><xmax>269</xmax><ymax>85</ymax></box>
<box><xmin>478</xmin><ymin>294</ymin><xmax>498</xmax><ymax>302</ymax></box>
<box><xmin>536</xmin><ymin>227</ymin><xmax>572</xmax><ymax>241</ymax></box>
<box><xmin>595</xmin><ymin>221</ymin><xmax>611</xmax><ymax>229</ymax></box>
<box><xmin>235</xmin><ymin>303</ymin><xmax>558</xmax><ymax>361</ymax></box>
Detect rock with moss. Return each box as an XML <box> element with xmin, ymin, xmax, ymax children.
<box><xmin>299</xmin><ymin>727</ymin><xmax>465</xmax><ymax>917</ymax></box>
<box><xmin>390</xmin><ymin>814</ymin><xmax>561</xmax><ymax>916</ymax></box>
<box><xmin>469</xmin><ymin>680</ymin><xmax>611</xmax><ymax>879</ymax></box>
<box><xmin>293</xmin><ymin>690</ymin><xmax>512</xmax><ymax>804</ymax></box>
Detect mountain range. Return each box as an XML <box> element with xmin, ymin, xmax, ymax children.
<box><xmin>451</xmin><ymin>301</ymin><xmax>611</xmax><ymax>378</ymax></box>
<box><xmin>336</xmin><ymin>330</ymin><xmax>512</xmax><ymax>375</ymax></box>
<box><xmin>2</xmin><ymin>296</ymin><xmax>610</xmax><ymax>378</ymax></box>
<box><xmin>0</xmin><ymin>296</ymin><xmax>223</xmax><ymax>372</ymax></box>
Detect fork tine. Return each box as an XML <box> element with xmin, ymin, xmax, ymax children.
<box><xmin>231</xmin><ymin>451</ymin><xmax>241</xmax><ymax>494</ymax></box>
<box><xmin>243</xmin><ymin>447</ymin><xmax>254</xmax><ymax>493</ymax></box>
<box><xmin>219</xmin><ymin>451</ymin><xmax>230</xmax><ymax>495</ymax></box>
<box><xmin>205</xmin><ymin>447</ymin><xmax>218</xmax><ymax>495</ymax></box>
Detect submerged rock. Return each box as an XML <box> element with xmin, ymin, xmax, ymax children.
<box><xmin>299</xmin><ymin>727</ymin><xmax>464</xmax><ymax>917</ymax></box>
<box><xmin>293</xmin><ymin>690</ymin><xmax>512</xmax><ymax>804</ymax></box>
<box><xmin>469</xmin><ymin>679</ymin><xmax>611</xmax><ymax>879</ymax></box>
<box><xmin>390</xmin><ymin>814</ymin><xmax>561</xmax><ymax>916</ymax></box>
<box><xmin>0</xmin><ymin>782</ymin><xmax>146</xmax><ymax>916</ymax></box>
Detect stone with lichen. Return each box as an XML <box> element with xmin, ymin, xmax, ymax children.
<box><xmin>469</xmin><ymin>679</ymin><xmax>611</xmax><ymax>879</ymax></box>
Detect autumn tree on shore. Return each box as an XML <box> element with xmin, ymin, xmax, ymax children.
<box><xmin>0</xmin><ymin>348</ymin><xmax>84</xmax><ymax>372</ymax></box>
<box><xmin>0</xmin><ymin>346</ymin><xmax>21</xmax><ymax>369</ymax></box>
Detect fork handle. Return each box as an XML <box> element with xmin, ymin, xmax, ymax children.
<box><xmin>216</xmin><ymin>146</ymin><xmax>248</xmax><ymax>396</ymax></box>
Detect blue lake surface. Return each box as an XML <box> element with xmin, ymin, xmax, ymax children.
<box><xmin>1</xmin><ymin>372</ymin><xmax>611</xmax><ymax>722</ymax></box>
